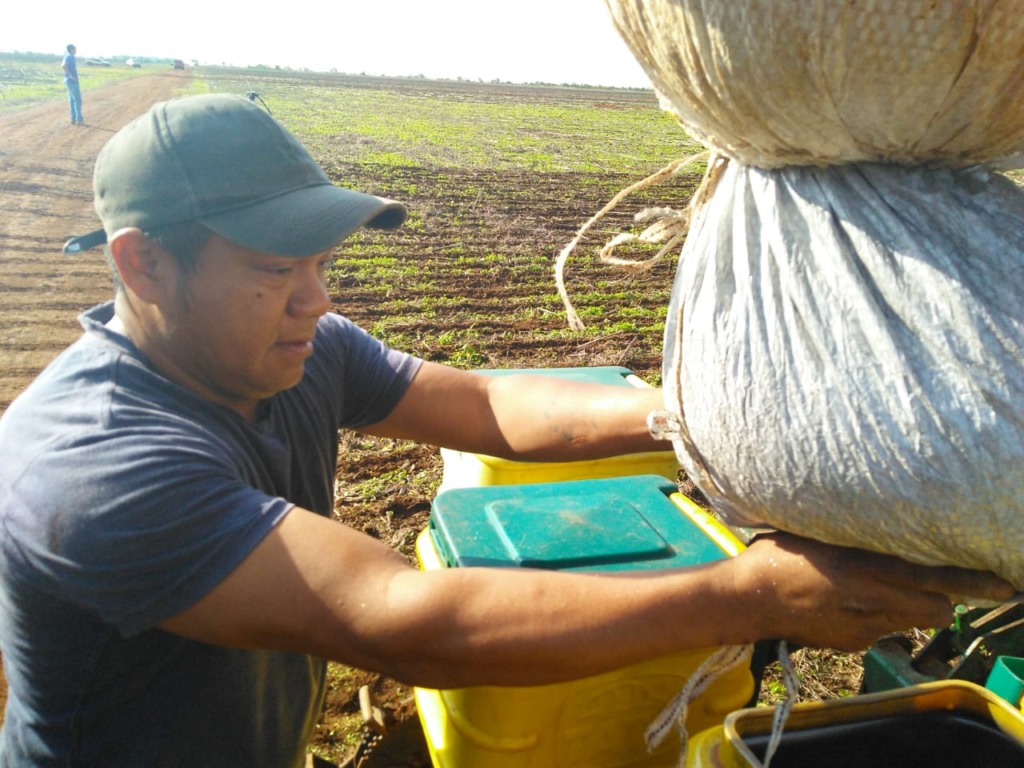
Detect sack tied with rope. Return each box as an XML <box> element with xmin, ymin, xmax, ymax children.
<box><xmin>587</xmin><ymin>0</ymin><xmax>1024</xmax><ymax>590</ymax></box>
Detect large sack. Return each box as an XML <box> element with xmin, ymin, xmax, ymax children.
<box><xmin>604</xmin><ymin>0</ymin><xmax>1024</xmax><ymax>168</ymax></box>
<box><xmin>661</xmin><ymin>160</ymin><xmax>1024</xmax><ymax>586</ymax></box>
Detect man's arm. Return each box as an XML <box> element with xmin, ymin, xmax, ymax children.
<box><xmin>159</xmin><ymin>506</ymin><xmax>1013</xmax><ymax>689</ymax></box>
<box><xmin>361</xmin><ymin>360</ymin><xmax>667</xmax><ymax>461</ymax></box>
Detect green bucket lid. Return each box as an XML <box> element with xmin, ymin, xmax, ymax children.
<box><xmin>428</xmin><ymin>474</ymin><xmax>727</xmax><ymax>572</ymax></box>
<box><xmin>473</xmin><ymin>365</ymin><xmax>636</xmax><ymax>387</ymax></box>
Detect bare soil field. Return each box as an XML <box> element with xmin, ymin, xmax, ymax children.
<box><xmin>0</xmin><ymin>70</ymin><xmax>703</xmax><ymax>764</ymax></box>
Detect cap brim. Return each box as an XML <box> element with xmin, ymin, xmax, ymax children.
<box><xmin>200</xmin><ymin>183</ymin><xmax>407</xmax><ymax>257</ymax></box>
<box><xmin>62</xmin><ymin>229</ymin><xmax>108</xmax><ymax>254</ymax></box>
<box><xmin>62</xmin><ymin>186</ymin><xmax>405</xmax><ymax>258</ymax></box>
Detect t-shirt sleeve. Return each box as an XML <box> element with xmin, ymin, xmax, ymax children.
<box><xmin>2</xmin><ymin>314</ymin><xmax>423</xmax><ymax>639</ymax></box>
<box><xmin>8</xmin><ymin>426</ymin><xmax>291</xmax><ymax>637</ymax></box>
<box><xmin>303</xmin><ymin>312</ymin><xmax>423</xmax><ymax>430</ymax></box>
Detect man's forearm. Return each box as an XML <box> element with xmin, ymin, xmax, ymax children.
<box><xmin>158</xmin><ymin>509</ymin><xmax>1014</xmax><ymax>692</ymax></box>
<box><xmin>485</xmin><ymin>375</ymin><xmax>668</xmax><ymax>461</ymax></box>
<box><xmin>363</xmin><ymin>362</ymin><xmax>669</xmax><ymax>460</ymax></box>
<box><xmin>353</xmin><ymin>560</ymin><xmax>738</xmax><ymax>688</ymax></box>
<box><xmin>319</xmin><ymin>533</ymin><xmax>1013</xmax><ymax>690</ymax></box>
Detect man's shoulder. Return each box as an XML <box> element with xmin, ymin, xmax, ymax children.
<box><xmin>2</xmin><ymin>335</ymin><xmax>111</xmax><ymax>420</ymax></box>
<box><xmin>316</xmin><ymin>310</ymin><xmax>356</xmax><ymax>332</ymax></box>
<box><xmin>311</xmin><ymin>311</ymin><xmax>380</xmax><ymax>362</ymax></box>
<box><xmin>1</xmin><ymin>328</ymin><xmax>215</xmax><ymax>454</ymax></box>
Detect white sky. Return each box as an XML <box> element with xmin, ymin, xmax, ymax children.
<box><xmin>2</xmin><ymin>1</ymin><xmax>654</xmax><ymax>88</ymax></box>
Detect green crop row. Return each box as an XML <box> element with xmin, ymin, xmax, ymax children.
<box><xmin>189</xmin><ymin>68</ymin><xmax>701</xmax><ymax>175</ymax></box>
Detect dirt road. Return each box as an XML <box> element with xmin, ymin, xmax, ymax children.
<box><xmin>0</xmin><ymin>68</ymin><xmax>190</xmax><ymax>724</ymax></box>
<box><xmin>0</xmin><ymin>71</ymin><xmax>190</xmax><ymax>412</ymax></box>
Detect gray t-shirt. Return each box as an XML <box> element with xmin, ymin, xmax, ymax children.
<box><xmin>0</xmin><ymin>302</ymin><xmax>421</xmax><ymax>767</ymax></box>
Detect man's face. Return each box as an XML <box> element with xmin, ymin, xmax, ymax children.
<box><xmin>154</xmin><ymin>233</ymin><xmax>334</xmax><ymax>419</ymax></box>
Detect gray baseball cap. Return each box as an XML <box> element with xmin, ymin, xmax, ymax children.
<box><xmin>63</xmin><ymin>93</ymin><xmax>406</xmax><ymax>255</ymax></box>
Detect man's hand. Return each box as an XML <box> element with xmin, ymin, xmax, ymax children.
<box><xmin>731</xmin><ymin>532</ymin><xmax>1016</xmax><ymax>651</ymax></box>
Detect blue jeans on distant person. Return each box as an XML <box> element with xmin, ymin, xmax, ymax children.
<box><xmin>65</xmin><ymin>78</ymin><xmax>83</xmax><ymax>124</ymax></box>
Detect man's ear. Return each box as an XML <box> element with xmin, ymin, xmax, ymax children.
<box><xmin>108</xmin><ymin>228</ymin><xmax>174</xmax><ymax>303</ymax></box>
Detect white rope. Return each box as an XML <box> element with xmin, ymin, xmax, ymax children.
<box><xmin>553</xmin><ymin>151</ymin><xmax>712</xmax><ymax>331</ymax></box>
<box><xmin>761</xmin><ymin>641</ymin><xmax>799</xmax><ymax>767</ymax></box>
<box><xmin>644</xmin><ymin>640</ymin><xmax>800</xmax><ymax>768</ymax></box>
<box><xmin>645</xmin><ymin>643</ymin><xmax>752</xmax><ymax>767</ymax></box>
<box><xmin>743</xmin><ymin>641</ymin><xmax>799</xmax><ymax>768</ymax></box>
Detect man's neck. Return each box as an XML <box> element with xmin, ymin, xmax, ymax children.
<box><xmin>106</xmin><ymin>314</ymin><xmax>127</xmax><ymax>334</ymax></box>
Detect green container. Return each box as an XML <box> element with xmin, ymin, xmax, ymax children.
<box><xmin>987</xmin><ymin>656</ymin><xmax>1024</xmax><ymax>708</ymax></box>
<box><xmin>417</xmin><ymin>474</ymin><xmax>752</xmax><ymax>768</ymax></box>
<box><xmin>429</xmin><ymin>474</ymin><xmax>727</xmax><ymax>573</ymax></box>
<box><xmin>472</xmin><ymin>365</ymin><xmax>639</xmax><ymax>387</ymax></box>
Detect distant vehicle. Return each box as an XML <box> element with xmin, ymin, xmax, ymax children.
<box><xmin>173</xmin><ymin>59</ymin><xmax>185</xmax><ymax>70</ymax></box>
<box><xmin>84</xmin><ymin>58</ymin><xmax>111</xmax><ymax>67</ymax></box>
<box><xmin>125</xmin><ymin>58</ymin><xmax>141</xmax><ymax>68</ymax></box>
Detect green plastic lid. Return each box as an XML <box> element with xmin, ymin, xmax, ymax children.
<box><xmin>474</xmin><ymin>366</ymin><xmax>636</xmax><ymax>388</ymax></box>
<box><xmin>428</xmin><ymin>475</ymin><xmax>728</xmax><ymax>572</ymax></box>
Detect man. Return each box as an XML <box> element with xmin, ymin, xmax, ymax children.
<box><xmin>61</xmin><ymin>44</ymin><xmax>84</xmax><ymax>126</ymax></box>
<box><xmin>0</xmin><ymin>94</ymin><xmax>1010</xmax><ymax>767</ymax></box>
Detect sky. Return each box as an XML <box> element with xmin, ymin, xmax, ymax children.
<box><xmin>2</xmin><ymin>0</ymin><xmax>655</xmax><ymax>89</ymax></box>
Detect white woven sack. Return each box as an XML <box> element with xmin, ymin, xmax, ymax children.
<box><xmin>660</xmin><ymin>161</ymin><xmax>1024</xmax><ymax>587</ymax></box>
<box><xmin>604</xmin><ymin>0</ymin><xmax>1024</xmax><ymax>169</ymax></box>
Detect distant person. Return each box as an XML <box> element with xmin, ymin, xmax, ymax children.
<box><xmin>61</xmin><ymin>43</ymin><xmax>83</xmax><ymax>126</ymax></box>
<box><xmin>0</xmin><ymin>94</ymin><xmax>1011</xmax><ymax>767</ymax></box>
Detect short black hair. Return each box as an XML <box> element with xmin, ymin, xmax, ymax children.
<box><xmin>67</xmin><ymin>44</ymin><xmax>75</xmax><ymax>53</ymax></box>
<box><xmin>104</xmin><ymin>221</ymin><xmax>214</xmax><ymax>293</ymax></box>
<box><xmin>145</xmin><ymin>221</ymin><xmax>215</xmax><ymax>274</ymax></box>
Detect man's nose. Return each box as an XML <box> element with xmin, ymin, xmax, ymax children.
<box><xmin>290</xmin><ymin>267</ymin><xmax>331</xmax><ymax>318</ymax></box>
